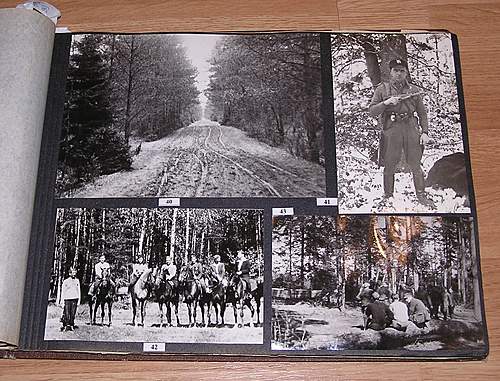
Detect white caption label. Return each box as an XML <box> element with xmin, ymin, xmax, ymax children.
<box><xmin>316</xmin><ymin>198</ymin><xmax>338</xmax><ymax>207</ymax></box>
<box><xmin>143</xmin><ymin>342</ymin><xmax>165</xmax><ymax>352</ymax></box>
<box><xmin>272</xmin><ymin>208</ymin><xmax>294</xmax><ymax>216</ymax></box>
<box><xmin>158</xmin><ymin>198</ymin><xmax>181</xmax><ymax>207</ymax></box>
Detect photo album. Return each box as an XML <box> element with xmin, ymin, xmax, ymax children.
<box><xmin>0</xmin><ymin>7</ymin><xmax>488</xmax><ymax>360</ymax></box>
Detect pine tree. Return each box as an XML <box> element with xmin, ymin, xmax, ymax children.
<box><xmin>57</xmin><ymin>35</ymin><xmax>132</xmax><ymax>192</ymax></box>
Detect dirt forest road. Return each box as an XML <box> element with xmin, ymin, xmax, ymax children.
<box><xmin>67</xmin><ymin>120</ymin><xmax>326</xmax><ymax>198</ymax></box>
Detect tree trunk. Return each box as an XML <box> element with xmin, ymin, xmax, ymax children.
<box><xmin>288</xmin><ymin>221</ymin><xmax>293</xmax><ymax>289</ymax></box>
<box><xmin>458</xmin><ymin>220</ymin><xmax>467</xmax><ymax>304</ymax></box>
<box><xmin>184</xmin><ymin>209</ymin><xmax>190</xmax><ymax>263</ymax></box>
<box><xmin>300</xmin><ymin>220</ymin><xmax>305</xmax><ymax>288</ymax></box>
<box><xmin>55</xmin><ymin>209</ymin><xmax>66</xmax><ymax>305</ymax></box>
<box><xmin>302</xmin><ymin>35</ymin><xmax>320</xmax><ymax>164</ymax></box>
<box><xmin>138</xmin><ymin>209</ymin><xmax>148</xmax><ymax>261</ymax></box>
<box><xmin>72</xmin><ymin>209</ymin><xmax>83</xmax><ymax>269</ymax></box>
<box><xmin>170</xmin><ymin>209</ymin><xmax>178</xmax><ymax>260</ymax></box>
<box><xmin>124</xmin><ymin>36</ymin><xmax>136</xmax><ymax>146</ymax></box>
<box><xmin>361</xmin><ymin>38</ymin><xmax>382</xmax><ymax>88</ymax></box>
<box><xmin>470</xmin><ymin>219</ymin><xmax>482</xmax><ymax>321</ymax></box>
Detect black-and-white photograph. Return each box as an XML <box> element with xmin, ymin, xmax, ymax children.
<box><xmin>272</xmin><ymin>215</ymin><xmax>486</xmax><ymax>352</ymax></box>
<box><xmin>56</xmin><ymin>33</ymin><xmax>326</xmax><ymax>198</ymax></box>
<box><xmin>332</xmin><ymin>33</ymin><xmax>470</xmax><ymax>213</ymax></box>
<box><xmin>44</xmin><ymin>208</ymin><xmax>264</xmax><ymax>344</ymax></box>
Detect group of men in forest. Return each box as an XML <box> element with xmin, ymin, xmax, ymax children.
<box><xmin>358</xmin><ymin>281</ymin><xmax>455</xmax><ymax>333</ymax></box>
<box><xmin>59</xmin><ymin>249</ymin><xmax>258</xmax><ymax>331</ymax></box>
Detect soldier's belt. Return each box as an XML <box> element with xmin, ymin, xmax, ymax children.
<box><xmin>388</xmin><ymin>112</ymin><xmax>410</xmax><ymax>121</ymax></box>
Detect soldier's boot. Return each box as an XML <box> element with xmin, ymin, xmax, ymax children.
<box><xmin>413</xmin><ymin>167</ymin><xmax>435</xmax><ymax>208</ymax></box>
<box><xmin>383</xmin><ymin>171</ymin><xmax>395</xmax><ymax>198</ymax></box>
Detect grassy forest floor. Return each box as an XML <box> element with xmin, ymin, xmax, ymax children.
<box><xmin>337</xmin><ymin>144</ymin><xmax>470</xmax><ymax>214</ymax></box>
<box><xmin>63</xmin><ymin>119</ymin><xmax>326</xmax><ymax>198</ymax></box>
<box><xmin>44</xmin><ymin>299</ymin><xmax>263</xmax><ymax>344</ymax></box>
<box><xmin>272</xmin><ymin>301</ymin><xmax>485</xmax><ymax>351</ymax></box>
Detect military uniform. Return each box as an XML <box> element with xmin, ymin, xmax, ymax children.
<box><xmin>160</xmin><ymin>262</ymin><xmax>178</xmax><ymax>288</ymax></box>
<box><xmin>89</xmin><ymin>260</ymin><xmax>114</xmax><ymax>296</ymax></box>
<box><xmin>237</xmin><ymin>257</ymin><xmax>257</xmax><ymax>292</ymax></box>
<box><xmin>369</xmin><ymin>59</ymin><xmax>429</xmax><ymax>199</ymax></box>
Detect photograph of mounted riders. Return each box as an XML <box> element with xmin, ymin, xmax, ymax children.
<box><xmin>44</xmin><ymin>207</ymin><xmax>264</xmax><ymax>344</ymax></box>
<box><xmin>55</xmin><ymin>33</ymin><xmax>326</xmax><ymax>198</ymax></box>
<box><xmin>271</xmin><ymin>215</ymin><xmax>486</xmax><ymax>352</ymax></box>
<box><xmin>332</xmin><ymin>32</ymin><xmax>471</xmax><ymax>214</ymax></box>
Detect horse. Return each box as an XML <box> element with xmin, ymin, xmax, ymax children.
<box><xmin>129</xmin><ymin>268</ymin><xmax>153</xmax><ymax>327</ymax></box>
<box><xmin>205</xmin><ymin>269</ymin><xmax>227</xmax><ymax>327</ymax></box>
<box><xmin>229</xmin><ymin>274</ymin><xmax>260</xmax><ymax>328</ymax></box>
<box><xmin>178</xmin><ymin>265</ymin><xmax>201</xmax><ymax>327</ymax></box>
<box><xmin>152</xmin><ymin>268</ymin><xmax>180</xmax><ymax>327</ymax></box>
<box><xmin>197</xmin><ymin>268</ymin><xmax>213</xmax><ymax>327</ymax></box>
<box><xmin>89</xmin><ymin>276</ymin><xmax>115</xmax><ymax>326</ymax></box>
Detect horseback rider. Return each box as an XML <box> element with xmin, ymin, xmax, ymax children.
<box><xmin>160</xmin><ymin>256</ymin><xmax>178</xmax><ymax>289</ymax></box>
<box><xmin>129</xmin><ymin>257</ymin><xmax>148</xmax><ymax>292</ymax></box>
<box><xmin>236</xmin><ymin>249</ymin><xmax>257</xmax><ymax>293</ymax></box>
<box><xmin>89</xmin><ymin>254</ymin><xmax>115</xmax><ymax>297</ymax></box>
<box><xmin>211</xmin><ymin>254</ymin><xmax>227</xmax><ymax>287</ymax></box>
<box><xmin>191</xmin><ymin>257</ymin><xmax>208</xmax><ymax>293</ymax></box>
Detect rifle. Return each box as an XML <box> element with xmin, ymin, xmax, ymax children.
<box><xmin>394</xmin><ymin>91</ymin><xmax>423</xmax><ymax>101</ymax></box>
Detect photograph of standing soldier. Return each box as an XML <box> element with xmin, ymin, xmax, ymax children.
<box><xmin>369</xmin><ymin>58</ymin><xmax>434</xmax><ymax>207</ymax></box>
<box><xmin>60</xmin><ymin>268</ymin><xmax>81</xmax><ymax>331</ymax></box>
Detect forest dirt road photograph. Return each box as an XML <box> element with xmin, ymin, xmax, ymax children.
<box><xmin>56</xmin><ymin>33</ymin><xmax>326</xmax><ymax>198</ymax></box>
<box><xmin>67</xmin><ymin>119</ymin><xmax>325</xmax><ymax>198</ymax></box>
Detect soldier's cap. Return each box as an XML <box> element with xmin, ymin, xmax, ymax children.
<box><xmin>389</xmin><ymin>58</ymin><xmax>408</xmax><ymax>70</ymax></box>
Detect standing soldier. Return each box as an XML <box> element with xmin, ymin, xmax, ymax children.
<box><xmin>60</xmin><ymin>268</ymin><xmax>81</xmax><ymax>331</ymax></box>
<box><xmin>369</xmin><ymin>58</ymin><xmax>433</xmax><ymax>207</ymax></box>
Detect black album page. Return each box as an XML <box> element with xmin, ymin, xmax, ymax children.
<box><xmin>21</xmin><ymin>31</ymin><xmax>487</xmax><ymax>359</ymax></box>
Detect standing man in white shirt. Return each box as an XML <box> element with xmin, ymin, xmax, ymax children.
<box><xmin>60</xmin><ymin>268</ymin><xmax>81</xmax><ymax>331</ymax></box>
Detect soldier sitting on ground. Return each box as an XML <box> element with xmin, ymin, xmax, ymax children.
<box><xmin>389</xmin><ymin>293</ymin><xmax>410</xmax><ymax>331</ymax></box>
<box><xmin>363</xmin><ymin>292</ymin><xmax>394</xmax><ymax>331</ymax></box>
<box><xmin>403</xmin><ymin>290</ymin><xmax>431</xmax><ymax>329</ymax></box>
